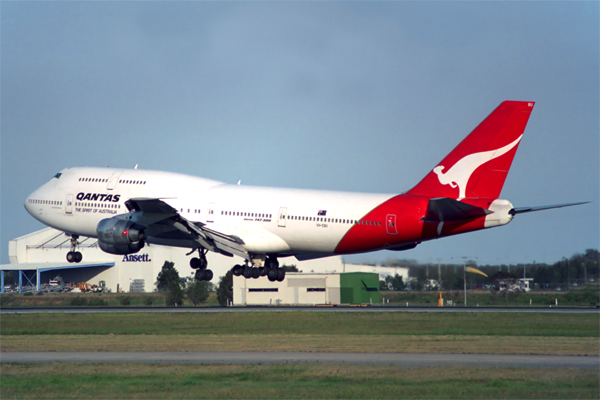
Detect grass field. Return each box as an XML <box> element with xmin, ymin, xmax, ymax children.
<box><xmin>2</xmin><ymin>311</ymin><xmax>598</xmax><ymax>336</ymax></box>
<box><xmin>2</xmin><ymin>312</ymin><xmax>598</xmax><ymax>355</ymax></box>
<box><xmin>1</xmin><ymin>364</ymin><xmax>598</xmax><ymax>399</ymax></box>
<box><xmin>1</xmin><ymin>311</ymin><xmax>598</xmax><ymax>399</ymax></box>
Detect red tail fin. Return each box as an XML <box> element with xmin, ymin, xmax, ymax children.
<box><xmin>407</xmin><ymin>101</ymin><xmax>535</xmax><ymax>200</ymax></box>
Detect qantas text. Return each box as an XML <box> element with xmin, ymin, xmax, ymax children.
<box><xmin>76</xmin><ymin>193</ymin><xmax>120</xmax><ymax>202</ymax></box>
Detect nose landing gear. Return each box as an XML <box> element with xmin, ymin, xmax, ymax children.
<box><xmin>66</xmin><ymin>235</ymin><xmax>82</xmax><ymax>263</ymax></box>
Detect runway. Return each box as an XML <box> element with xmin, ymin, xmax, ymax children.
<box><xmin>1</xmin><ymin>352</ymin><xmax>597</xmax><ymax>369</ymax></box>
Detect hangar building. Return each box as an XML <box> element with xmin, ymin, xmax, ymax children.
<box><xmin>1</xmin><ymin>228</ymin><xmax>343</xmax><ymax>294</ymax></box>
<box><xmin>233</xmin><ymin>272</ymin><xmax>380</xmax><ymax>306</ymax></box>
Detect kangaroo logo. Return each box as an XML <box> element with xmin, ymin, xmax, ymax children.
<box><xmin>433</xmin><ymin>135</ymin><xmax>523</xmax><ymax>200</ymax></box>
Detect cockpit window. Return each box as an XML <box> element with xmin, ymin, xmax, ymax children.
<box><xmin>53</xmin><ymin>172</ymin><xmax>62</xmax><ymax>179</ymax></box>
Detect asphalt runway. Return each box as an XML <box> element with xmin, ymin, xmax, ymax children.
<box><xmin>2</xmin><ymin>306</ymin><xmax>598</xmax><ymax>314</ymax></box>
<box><xmin>1</xmin><ymin>351</ymin><xmax>597</xmax><ymax>369</ymax></box>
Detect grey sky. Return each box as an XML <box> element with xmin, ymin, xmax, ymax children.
<box><xmin>1</xmin><ymin>2</ymin><xmax>598</xmax><ymax>266</ymax></box>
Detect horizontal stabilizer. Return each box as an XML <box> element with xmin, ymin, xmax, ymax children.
<box><xmin>423</xmin><ymin>197</ymin><xmax>492</xmax><ymax>223</ymax></box>
<box><xmin>511</xmin><ymin>202</ymin><xmax>589</xmax><ymax>215</ymax></box>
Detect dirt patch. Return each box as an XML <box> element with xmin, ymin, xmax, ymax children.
<box><xmin>1</xmin><ymin>334</ymin><xmax>597</xmax><ymax>355</ymax></box>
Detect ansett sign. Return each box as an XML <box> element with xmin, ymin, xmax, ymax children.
<box><xmin>122</xmin><ymin>254</ymin><xmax>151</xmax><ymax>262</ymax></box>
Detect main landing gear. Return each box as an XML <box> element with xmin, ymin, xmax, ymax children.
<box><xmin>232</xmin><ymin>257</ymin><xmax>285</xmax><ymax>282</ymax></box>
<box><xmin>190</xmin><ymin>249</ymin><xmax>213</xmax><ymax>281</ymax></box>
<box><xmin>66</xmin><ymin>234</ymin><xmax>83</xmax><ymax>263</ymax></box>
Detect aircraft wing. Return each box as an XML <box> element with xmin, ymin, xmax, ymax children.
<box><xmin>124</xmin><ymin>198</ymin><xmax>248</xmax><ymax>260</ymax></box>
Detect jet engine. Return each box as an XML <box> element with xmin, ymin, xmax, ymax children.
<box><xmin>96</xmin><ymin>218</ymin><xmax>146</xmax><ymax>255</ymax></box>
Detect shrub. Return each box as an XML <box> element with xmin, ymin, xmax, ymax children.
<box><xmin>143</xmin><ymin>297</ymin><xmax>155</xmax><ymax>306</ymax></box>
<box><xmin>70</xmin><ymin>296</ymin><xmax>88</xmax><ymax>306</ymax></box>
<box><xmin>88</xmin><ymin>297</ymin><xmax>108</xmax><ymax>306</ymax></box>
<box><xmin>119</xmin><ymin>296</ymin><xmax>131</xmax><ymax>306</ymax></box>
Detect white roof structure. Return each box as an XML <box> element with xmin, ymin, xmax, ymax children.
<box><xmin>2</xmin><ymin>228</ymin><xmax>348</xmax><ymax>294</ymax></box>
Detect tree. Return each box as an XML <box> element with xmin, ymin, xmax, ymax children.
<box><xmin>415</xmin><ymin>267</ymin><xmax>428</xmax><ymax>291</ymax></box>
<box><xmin>217</xmin><ymin>269</ymin><xmax>234</xmax><ymax>306</ymax></box>
<box><xmin>166</xmin><ymin>280</ymin><xmax>184</xmax><ymax>306</ymax></box>
<box><xmin>385</xmin><ymin>274</ymin><xmax>405</xmax><ymax>291</ymax></box>
<box><xmin>441</xmin><ymin>267</ymin><xmax>459</xmax><ymax>290</ymax></box>
<box><xmin>155</xmin><ymin>261</ymin><xmax>185</xmax><ymax>306</ymax></box>
<box><xmin>187</xmin><ymin>279</ymin><xmax>209</xmax><ymax>306</ymax></box>
<box><xmin>155</xmin><ymin>261</ymin><xmax>180</xmax><ymax>292</ymax></box>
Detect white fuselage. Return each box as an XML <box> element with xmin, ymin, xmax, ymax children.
<box><xmin>25</xmin><ymin>167</ymin><xmax>394</xmax><ymax>258</ymax></box>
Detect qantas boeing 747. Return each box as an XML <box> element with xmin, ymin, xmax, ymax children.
<box><xmin>24</xmin><ymin>101</ymin><xmax>585</xmax><ymax>282</ymax></box>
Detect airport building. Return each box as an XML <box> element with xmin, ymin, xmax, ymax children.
<box><xmin>1</xmin><ymin>228</ymin><xmax>406</xmax><ymax>301</ymax></box>
<box><xmin>233</xmin><ymin>272</ymin><xmax>380</xmax><ymax>306</ymax></box>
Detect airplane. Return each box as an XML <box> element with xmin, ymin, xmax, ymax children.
<box><xmin>24</xmin><ymin>101</ymin><xmax>586</xmax><ymax>282</ymax></box>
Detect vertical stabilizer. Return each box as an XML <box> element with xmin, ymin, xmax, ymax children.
<box><xmin>407</xmin><ymin>101</ymin><xmax>535</xmax><ymax>200</ymax></box>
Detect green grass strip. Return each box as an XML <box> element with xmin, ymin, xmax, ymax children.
<box><xmin>2</xmin><ymin>312</ymin><xmax>598</xmax><ymax>337</ymax></box>
<box><xmin>1</xmin><ymin>364</ymin><xmax>598</xmax><ymax>399</ymax></box>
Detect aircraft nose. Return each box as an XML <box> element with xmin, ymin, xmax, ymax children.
<box><xmin>24</xmin><ymin>191</ymin><xmax>35</xmax><ymax>215</ymax></box>
<box><xmin>24</xmin><ymin>187</ymin><xmax>43</xmax><ymax>216</ymax></box>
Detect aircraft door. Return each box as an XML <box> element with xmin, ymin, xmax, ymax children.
<box><xmin>207</xmin><ymin>202</ymin><xmax>216</xmax><ymax>223</ymax></box>
<box><xmin>107</xmin><ymin>170</ymin><xmax>124</xmax><ymax>190</ymax></box>
<box><xmin>66</xmin><ymin>194</ymin><xmax>74</xmax><ymax>215</ymax></box>
<box><xmin>386</xmin><ymin>214</ymin><xmax>398</xmax><ymax>235</ymax></box>
<box><xmin>278</xmin><ymin>207</ymin><xmax>287</xmax><ymax>227</ymax></box>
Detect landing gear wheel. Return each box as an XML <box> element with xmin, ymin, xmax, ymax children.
<box><xmin>251</xmin><ymin>268</ymin><xmax>261</xmax><ymax>279</ymax></box>
<box><xmin>189</xmin><ymin>248</ymin><xmax>208</xmax><ymax>270</ymax></box>
<box><xmin>243</xmin><ymin>266</ymin><xmax>253</xmax><ymax>279</ymax></box>
<box><xmin>259</xmin><ymin>267</ymin><xmax>267</xmax><ymax>277</ymax></box>
<box><xmin>195</xmin><ymin>269</ymin><xmax>206</xmax><ymax>281</ymax></box>
<box><xmin>232</xmin><ymin>265</ymin><xmax>243</xmax><ymax>276</ymax></box>
<box><xmin>276</xmin><ymin>268</ymin><xmax>286</xmax><ymax>282</ymax></box>
<box><xmin>204</xmin><ymin>269</ymin><xmax>213</xmax><ymax>281</ymax></box>
<box><xmin>67</xmin><ymin>235</ymin><xmax>81</xmax><ymax>263</ymax></box>
<box><xmin>267</xmin><ymin>268</ymin><xmax>279</xmax><ymax>282</ymax></box>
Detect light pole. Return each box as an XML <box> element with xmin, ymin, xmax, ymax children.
<box><xmin>463</xmin><ymin>262</ymin><xmax>467</xmax><ymax>307</ymax></box>
<box><xmin>451</xmin><ymin>256</ymin><xmax>482</xmax><ymax>307</ymax></box>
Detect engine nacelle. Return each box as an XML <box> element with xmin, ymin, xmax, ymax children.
<box><xmin>96</xmin><ymin>218</ymin><xmax>146</xmax><ymax>255</ymax></box>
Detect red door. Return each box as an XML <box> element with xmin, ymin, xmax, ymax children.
<box><xmin>386</xmin><ymin>214</ymin><xmax>398</xmax><ymax>235</ymax></box>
